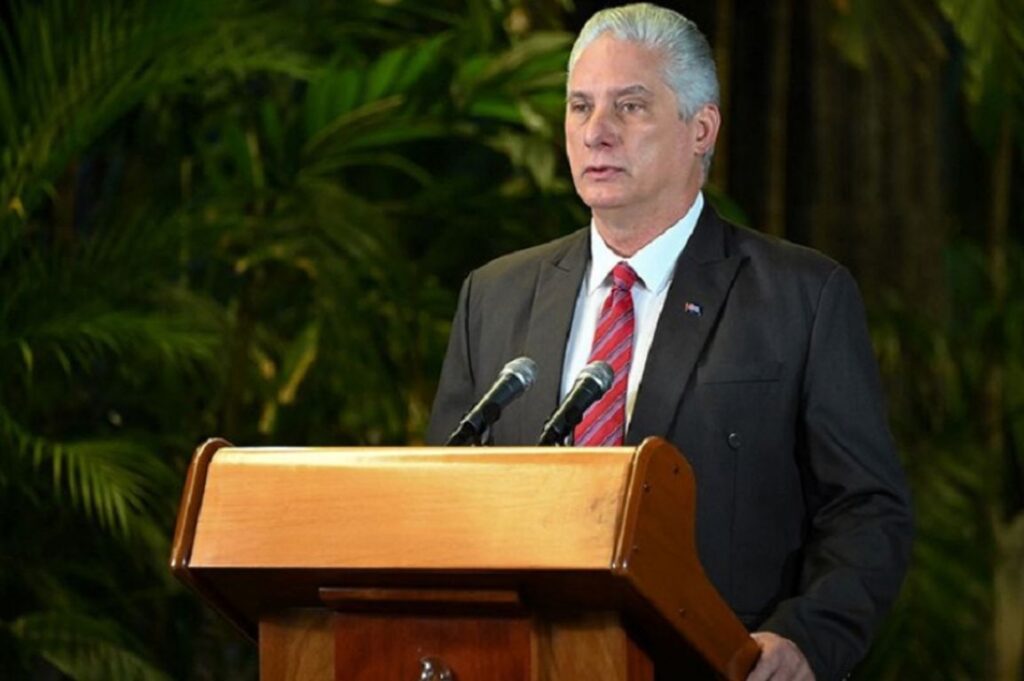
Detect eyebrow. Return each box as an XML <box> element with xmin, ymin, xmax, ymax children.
<box><xmin>613</xmin><ymin>84</ymin><xmax>653</xmax><ymax>97</ymax></box>
<box><xmin>567</xmin><ymin>84</ymin><xmax>654</xmax><ymax>101</ymax></box>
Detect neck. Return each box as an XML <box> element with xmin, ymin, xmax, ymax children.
<box><xmin>592</xmin><ymin>191</ymin><xmax>699</xmax><ymax>258</ymax></box>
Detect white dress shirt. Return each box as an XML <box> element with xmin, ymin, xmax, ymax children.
<box><xmin>560</xmin><ymin>192</ymin><xmax>703</xmax><ymax>425</ymax></box>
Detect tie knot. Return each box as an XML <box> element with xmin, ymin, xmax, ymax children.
<box><xmin>611</xmin><ymin>262</ymin><xmax>638</xmax><ymax>291</ymax></box>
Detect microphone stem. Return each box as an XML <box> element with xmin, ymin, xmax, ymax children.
<box><xmin>445</xmin><ymin>423</ymin><xmax>482</xmax><ymax>446</ymax></box>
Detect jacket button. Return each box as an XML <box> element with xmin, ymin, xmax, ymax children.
<box><xmin>727</xmin><ymin>432</ymin><xmax>742</xmax><ymax>450</ymax></box>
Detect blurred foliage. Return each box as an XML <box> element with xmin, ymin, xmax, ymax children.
<box><xmin>936</xmin><ymin>0</ymin><xmax>1024</xmax><ymax>150</ymax></box>
<box><xmin>1</xmin><ymin>0</ymin><xmax>577</xmax><ymax>677</ymax></box>
<box><xmin>833</xmin><ymin>0</ymin><xmax>1024</xmax><ymax>678</ymax></box>
<box><xmin>0</xmin><ymin>0</ymin><xmax>1021</xmax><ymax>679</ymax></box>
<box><xmin>863</xmin><ymin>242</ymin><xmax>1024</xmax><ymax>679</ymax></box>
<box><xmin>830</xmin><ymin>0</ymin><xmax>1024</xmax><ymax>148</ymax></box>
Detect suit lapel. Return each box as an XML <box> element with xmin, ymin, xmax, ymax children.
<box><xmin>626</xmin><ymin>206</ymin><xmax>746</xmax><ymax>445</ymax></box>
<box><xmin>520</xmin><ymin>230</ymin><xmax>589</xmax><ymax>444</ymax></box>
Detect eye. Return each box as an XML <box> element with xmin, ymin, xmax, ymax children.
<box><xmin>568</xmin><ymin>100</ymin><xmax>591</xmax><ymax>114</ymax></box>
<box><xmin>620</xmin><ymin>100</ymin><xmax>646</xmax><ymax>114</ymax></box>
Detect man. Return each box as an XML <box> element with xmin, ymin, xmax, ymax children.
<box><xmin>426</xmin><ymin>4</ymin><xmax>912</xmax><ymax>680</ymax></box>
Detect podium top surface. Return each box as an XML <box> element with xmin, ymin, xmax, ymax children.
<box><xmin>188</xmin><ymin>445</ymin><xmax>637</xmax><ymax>570</ymax></box>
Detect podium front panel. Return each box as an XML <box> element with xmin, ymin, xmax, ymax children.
<box><xmin>189</xmin><ymin>447</ymin><xmax>636</xmax><ymax>570</ymax></box>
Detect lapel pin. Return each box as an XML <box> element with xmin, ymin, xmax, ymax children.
<box><xmin>684</xmin><ymin>301</ymin><xmax>703</xmax><ymax>317</ymax></box>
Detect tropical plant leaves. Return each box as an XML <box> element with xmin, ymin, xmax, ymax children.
<box><xmin>10</xmin><ymin>611</ymin><xmax>172</xmax><ymax>681</ymax></box>
<box><xmin>861</xmin><ymin>238</ymin><xmax>1024</xmax><ymax>678</ymax></box>
<box><xmin>0</xmin><ymin>412</ymin><xmax>157</xmax><ymax>535</ymax></box>
<box><xmin>936</xmin><ymin>0</ymin><xmax>1024</xmax><ymax>149</ymax></box>
<box><xmin>0</xmin><ymin>0</ymin><xmax>580</xmax><ymax>677</ymax></box>
<box><xmin>44</xmin><ymin>438</ymin><xmax>175</xmax><ymax>538</ymax></box>
<box><xmin>0</xmin><ymin>0</ymin><xmax>316</xmax><ymax>231</ymax></box>
<box><xmin>828</xmin><ymin>0</ymin><xmax>947</xmax><ymax>75</ymax></box>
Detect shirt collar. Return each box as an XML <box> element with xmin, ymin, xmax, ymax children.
<box><xmin>586</xmin><ymin>191</ymin><xmax>704</xmax><ymax>295</ymax></box>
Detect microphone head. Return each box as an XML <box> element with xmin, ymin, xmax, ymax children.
<box><xmin>501</xmin><ymin>356</ymin><xmax>538</xmax><ymax>391</ymax></box>
<box><xmin>579</xmin><ymin>360</ymin><xmax>614</xmax><ymax>392</ymax></box>
<box><xmin>535</xmin><ymin>360</ymin><xmax>614</xmax><ymax>446</ymax></box>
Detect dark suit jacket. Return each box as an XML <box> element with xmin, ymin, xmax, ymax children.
<box><xmin>426</xmin><ymin>205</ymin><xmax>913</xmax><ymax>681</ymax></box>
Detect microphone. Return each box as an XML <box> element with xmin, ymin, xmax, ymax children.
<box><xmin>537</xmin><ymin>361</ymin><xmax>614</xmax><ymax>446</ymax></box>
<box><xmin>445</xmin><ymin>356</ymin><xmax>537</xmax><ymax>446</ymax></box>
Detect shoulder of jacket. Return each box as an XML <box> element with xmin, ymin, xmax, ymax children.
<box><xmin>728</xmin><ymin>222</ymin><xmax>843</xmax><ymax>281</ymax></box>
<box><xmin>472</xmin><ymin>228</ymin><xmax>587</xmax><ymax>281</ymax></box>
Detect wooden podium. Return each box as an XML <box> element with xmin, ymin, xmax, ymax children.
<box><xmin>171</xmin><ymin>436</ymin><xmax>759</xmax><ymax>680</ymax></box>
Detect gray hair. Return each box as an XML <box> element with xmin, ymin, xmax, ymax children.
<box><xmin>567</xmin><ymin>3</ymin><xmax>720</xmax><ymax>174</ymax></box>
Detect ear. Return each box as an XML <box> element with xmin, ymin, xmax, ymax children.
<box><xmin>690</xmin><ymin>104</ymin><xmax>721</xmax><ymax>156</ymax></box>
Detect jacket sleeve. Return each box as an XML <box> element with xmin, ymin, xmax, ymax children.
<box><xmin>759</xmin><ymin>266</ymin><xmax>914</xmax><ymax>680</ymax></box>
<box><xmin>425</xmin><ymin>272</ymin><xmax>477</xmax><ymax>445</ymax></box>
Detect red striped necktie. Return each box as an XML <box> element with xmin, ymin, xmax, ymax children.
<box><xmin>574</xmin><ymin>261</ymin><xmax>638</xmax><ymax>447</ymax></box>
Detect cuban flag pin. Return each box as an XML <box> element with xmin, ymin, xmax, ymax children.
<box><xmin>684</xmin><ymin>301</ymin><xmax>703</xmax><ymax>317</ymax></box>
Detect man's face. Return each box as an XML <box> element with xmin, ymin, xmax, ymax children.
<box><xmin>565</xmin><ymin>34</ymin><xmax>704</xmax><ymax>216</ymax></box>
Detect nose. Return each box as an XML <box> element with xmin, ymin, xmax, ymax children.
<box><xmin>583</xmin><ymin>104</ymin><xmax>620</xmax><ymax>148</ymax></box>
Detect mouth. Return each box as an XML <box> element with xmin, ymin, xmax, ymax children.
<box><xmin>583</xmin><ymin>165</ymin><xmax>625</xmax><ymax>180</ymax></box>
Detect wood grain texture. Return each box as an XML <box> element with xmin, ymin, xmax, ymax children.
<box><xmin>260</xmin><ymin>610</ymin><xmax>333</xmax><ymax>681</ymax></box>
<box><xmin>169</xmin><ymin>438</ymin><xmax>257</xmax><ymax>640</ymax></box>
<box><xmin>320</xmin><ymin>587</ymin><xmax>523</xmax><ymax>616</ymax></box>
<box><xmin>614</xmin><ymin>437</ymin><xmax>760</xmax><ymax>680</ymax></box>
<box><xmin>333</xmin><ymin>613</ymin><xmax>532</xmax><ymax>681</ymax></box>
<box><xmin>173</xmin><ymin>438</ymin><xmax>757</xmax><ymax>680</ymax></box>
<box><xmin>535</xmin><ymin>612</ymin><xmax>653</xmax><ymax>681</ymax></box>
<box><xmin>170</xmin><ymin>438</ymin><xmax>230</xmax><ymax>575</ymax></box>
<box><xmin>189</xmin><ymin>447</ymin><xmax>634</xmax><ymax>570</ymax></box>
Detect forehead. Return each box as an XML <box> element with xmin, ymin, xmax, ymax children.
<box><xmin>568</xmin><ymin>33</ymin><xmax>668</xmax><ymax>95</ymax></box>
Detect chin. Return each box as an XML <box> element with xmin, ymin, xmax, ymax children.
<box><xmin>582</xmin><ymin>194</ymin><xmax>630</xmax><ymax>210</ymax></box>
<box><xmin>577</xmin><ymin>186</ymin><xmax>628</xmax><ymax>209</ymax></box>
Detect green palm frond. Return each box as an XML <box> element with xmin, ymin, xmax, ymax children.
<box><xmin>453</xmin><ymin>31</ymin><xmax>571</xmax><ymax>133</ymax></box>
<box><xmin>936</xmin><ymin>0</ymin><xmax>1024</xmax><ymax>148</ymax></box>
<box><xmin>829</xmin><ymin>0</ymin><xmax>947</xmax><ymax>75</ymax></box>
<box><xmin>45</xmin><ymin>438</ymin><xmax>176</xmax><ymax>538</ymax></box>
<box><xmin>0</xmin><ymin>406</ymin><xmax>173</xmax><ymax>539</ymax></box>
<box><xmin>1</xmin><ymin>207</ymin><xmax>224</xmax><ymax>381</ymax></box>
<box><xmin>18</xmin><ymin>305</ymin><xmax>220</xmax><ymax>379</ymax></box>
<box><xmin>0</xmin><ymin>0</ymin><xmax>317</xmax><ymax>244</ymax></box>
<box><xmin>1</xmin><ymin>0</ymin><xmax>207</xmax><ymax>221</ymax></box>
<box><xmin>1</xmin><ymin>290</ymin><xmax>220</xmax><ymax>397</ymax></box>
<box><xmin>0</xmin><ymin>213</ymin><xmax>197</xmax><ymax>537</ymax></box>
<box><xmin>832</xmin><ymin>0</ymin><xmax>1024</xmax><ymax>151</ymax></box>
<box><xmin>298</xmin><ymin>35</ymin><xmax>454</xmax><ymax>179</ymax></box>
<box><xmin>9</xmin><ymin>611</ymin><xmax>172</xmax><ymax>681</ymax></box>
